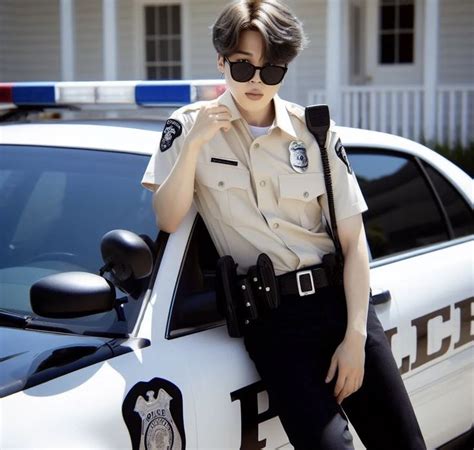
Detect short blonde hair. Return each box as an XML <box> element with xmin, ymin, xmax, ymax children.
<box><xmin>212</xmin><ymin>0</ymin><xmax>307</xmax><ymax>65</ymax></box>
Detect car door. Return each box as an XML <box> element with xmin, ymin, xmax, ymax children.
<box><xmin>348</xmin><ymin>148</ymin><xmax>473</xmax><ymax>448</ymax></box>
<box><xmin>165</xmin><ymin>212</ymin><xmax>291</xmax><ymax>450</ymax></box>
<box><xmin>0</xmin><ymin>142</ymin><xmax>197</xmax><ymax>449</ymax></box>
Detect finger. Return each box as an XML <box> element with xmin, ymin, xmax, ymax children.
<box><xmin>216</xmin><ymin>113</ymin><xmax>230</xmax><ymax>122</ymax></box>
<box><xmin>216</xmin><ymin>120</ymin><xmax>231</xmax><ymax>132</ymax></box>
<box><xmin>209</xmin><ymin>112</ymin><xmax>232</xmax><ymax>121</ymax></box>
<box><xmin>208</xmin><ymin>105</ymin><xmax>230</xmax><ymax>114</ymax></box>
<box><xmin>221</xmin><ymin>123</ymin><xmax>231</xmax><ymax>132</ymax></box>
<box><xmin>337</xmin><ymin>379</ymin><xmax>356</xmax><ymax>404</ymax></box>
<box><xmin>334</xmin><ymin>373</ymin><xmax>347</xmax><ymax>397</ymax></box>
<box><xmin>337</xmin><ymin>388</ymin><xmax>350</xmax><ymax>404</ymax></box>
<box><xmin>325</xmin><ymin>357</ymin><xmax>338</xmax><ymax>383</ymax></box>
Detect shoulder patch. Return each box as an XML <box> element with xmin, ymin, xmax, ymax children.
<box><xmin>160</xmin><ymin>119</ymin><xmax>183</xmax><ymax>152</ymax></box>
<box><xmin>335</xmin><ymin>138</ymin><xmax>353</xmax><ymax>174</ymax></box>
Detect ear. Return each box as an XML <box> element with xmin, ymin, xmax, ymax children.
<box><xmin>217</xmin><ymin>54</ymin><xmax>225</xmax><ymax>73</ymax></box>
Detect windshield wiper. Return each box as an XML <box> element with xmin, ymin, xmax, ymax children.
<box><xmin>0</xmin><ymin>309</ymin><xmax>72</xmax><ymax>333</ymax></box>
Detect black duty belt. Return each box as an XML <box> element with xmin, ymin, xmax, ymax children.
<box><xmin>277</xmin><ymin>265</ymin><xmax>330</xmax><ymax>297</ymax></box>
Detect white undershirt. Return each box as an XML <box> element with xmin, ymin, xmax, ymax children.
<box><xmin>249</xmin><ymin>124</ymin><xmax>271</xmax><ymax>138</ymax></box>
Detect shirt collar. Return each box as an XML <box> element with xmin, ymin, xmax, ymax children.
<box><xmin>217</xmin><ymin>90</ymin><xmax>298</xmax><ymax>139</ymax></box>
<box><xmin>217</xmin><ymin>89</ymin><xmax>243</xmax><ymax>122</ymax></box>
<box><xmin>272</xmin><ymin>94</ymin><xmax>298</xmax><ymax>139</ymax></box>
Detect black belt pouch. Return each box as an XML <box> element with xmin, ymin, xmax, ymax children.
<box><xmin>256</xmin><ymin>253</ymin><xmax>280</xmax><ymax>310</ymax></box>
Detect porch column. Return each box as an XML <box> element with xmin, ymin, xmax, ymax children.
<box><xmin>423</xmin><ymin>0</ymin><xmax>439</xmax><ymax>144</ymax></box>
<box><xmin>103</xmin><ymin>0</ymin><xmax>118</xmax><ymax>80</ymax></box>
<box><xmin>325</xmin><ymin>0</ymin><xmax>343</xmax><ymax>122</ymax></box>
<box><xmin>60</xmin><ymin>0</ymin><xmax>75</xmax><ymax>81</ymax></box>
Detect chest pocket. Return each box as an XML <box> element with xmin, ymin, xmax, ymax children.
<box><xmin>196</xmin><ymin>162</ymin><xmax>252</xmax><ymax>225</ymax></box>
<box><xmin>278</xmin><ymin>173</ymin><xmax>326</xmax><ymax>230</ymax></box>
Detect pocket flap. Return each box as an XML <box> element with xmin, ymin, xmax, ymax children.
<box><xmin>279</xmin><ymin>173</ymin><xmax>325</xmax><ymax>201</ymax></box>
<box><xmin>197</xmin><ymin>163</ymin><xmax>250</xmax><ymax>191</ymax></box>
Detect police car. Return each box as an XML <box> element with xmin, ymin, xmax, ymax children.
<box><xmin>0</xmin><ymin>81</ymin><xmax>472</xmax><ymax>450</ymax></box>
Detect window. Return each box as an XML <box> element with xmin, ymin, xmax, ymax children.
<box><xmin>0</xmin><ymin>145</ymin><xmax>157</xmax><ymax>334</ymax></box>
<box><xmin>379</xmin><ymin>0</ymin><xmax>415</xmax><ymax>64</ymax></box>
<box><xmin>422</xmin><ymin>162</ymin><xmax>474</xmax><ymax>238</ymax></box>
<box><xmin>145</xmin><ymin>5</ymin><xmax>182</xmax><ymax>80</ymax></box>
<box><xmin>348</xmin><ymin>150</ymin><xmax>449</xmax><ymax>259</ymax></box>
<box><xmin>167</xmin><ymin>215</ymin><xmax>224</xmax><ymax>338</ymax></box>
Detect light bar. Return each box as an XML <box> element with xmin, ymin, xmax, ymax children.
<box><xmin>0</xmin><ymin>80</ymin><xmax>227</xmax><ymax>107</ymax></box>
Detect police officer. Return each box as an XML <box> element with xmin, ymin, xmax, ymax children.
<box><xmin>142</xmin><ymin>1</ymin><xmax>427</xmax><ymax>448</ymax></box>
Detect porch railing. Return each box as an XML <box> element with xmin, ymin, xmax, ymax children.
<box><xmin>308</xmin><ymin>85</ymin><xmax>474</xmax><ymax>149</ymax></box>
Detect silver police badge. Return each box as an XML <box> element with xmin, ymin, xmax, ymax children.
<box><xmin>288</xmin><ymin>140</ymin><xmax>308</xmax><ymax>173</ymax></box>
<box><xmin>134</xmin><ymin>389</ymin><xmax>183</xmax><ymax>450</ymax></box>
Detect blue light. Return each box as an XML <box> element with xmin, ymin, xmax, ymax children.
<box><xmin>135</xmin><ymin>83</ymin><xmax>191</xmax><ymax>105</ymax></box>
<box><xmin>13</xmin><ymin>83</ymin><xmax>56</xmax><ymax>105</ymax></box>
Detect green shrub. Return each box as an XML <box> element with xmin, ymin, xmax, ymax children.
<box><xmin>431</xmin><ymin>142</ymin><xmax>474</xmax><ymax>177</ymax></box>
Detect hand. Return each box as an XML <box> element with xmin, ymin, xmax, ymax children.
<box><xmin>187</xmin><ymin>102</ymin><xmax>232</xmax><ymax>147</ymax></box>
<box><xmin>325</xmin><ymin>332</ymin><xmax>366</xmax><ymax>404</ymax></box>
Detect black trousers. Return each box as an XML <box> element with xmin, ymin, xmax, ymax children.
<box><xmin>243</xmin><ymin>285</ymin><xmax>427</xmax><ymax>450</ymax></box>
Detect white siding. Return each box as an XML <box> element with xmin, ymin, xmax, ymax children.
<box><xmin>0</xmin><ymin>0</ymin><xmax>15</xmax><ymax>81</ymax></box>
<box><xmin>438</xmin><ymin>0</ymin><xmax>474</xmax><ymax>84</ymax></box>
<box><xmin>75</xmin><ymin>0</ymin><xmax>102</xmax><ymax>81</ymax></box>
<box><xmin>0</xmin><ymin>0</ymin><xmax>59</xmax><ymax>82</ymax></box>
<box><xmin>117</xmin><ymin>0</ymin><xmax>136</xmax><ymax>80</ymax></box>
<box><xmin>188</xmin><ymin>0</ymin><xmax>223</xmax><ymax>78</ymax></box>
<box><xmin>286</xmin><ymin>0</ymin><xmax>326</xmax><ymax>105</ymax></box>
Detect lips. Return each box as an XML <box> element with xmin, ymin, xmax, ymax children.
<box><xmin>245</xmin><ymin>92</ymin><xmax>263</xmax><ymax>100</ymax></box>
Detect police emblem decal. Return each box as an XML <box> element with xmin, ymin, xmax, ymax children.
<box><xmin>335</xmin><ymin>138</ymin><xmax>353</xmax><ymax>174</ymax></box>
<box><xmin>160</xmin><ymin>119</ymin><xmax>183</xmax><ymax>152</ymax></box>
<box><xmin>288</xmin><ymin>140</ymin><xmax>308</xmax><ymax>173</ymax></box>
<box><xmin>122</xmin><ymin>378</ymin><xmax>185</xmax><ymax>450</ymax></box>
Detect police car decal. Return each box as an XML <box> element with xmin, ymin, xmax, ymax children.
<box><xmin>335</xmin><ymin>138</ymin><xmax>353</xmax><ymax>174</ymax></box>
<box><xmin>160</xmin><ymin>119</ymin><xmax>183</xmax><ymax>152</ymax></box>
<box><xmin>122</xmin><ymin>378</ymin><xmax>186</xmax><ymax>450</ymax></box>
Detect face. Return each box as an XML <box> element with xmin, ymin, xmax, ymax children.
<box><xmin>217</xmin><ymin>30</ymin><xmax>285</xmax><ymax>125</ymax></box>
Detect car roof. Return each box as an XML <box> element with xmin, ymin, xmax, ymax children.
<box><xmin>1</xmin><ymin>122</ymin><xmax>471</xmax><ymax>203</ymax></box>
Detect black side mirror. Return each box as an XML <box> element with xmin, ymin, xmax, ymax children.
<box><xmin>100</xmin><ymin>230</ymin><xmax>154</xmax><ymax>297</ymax></box>
<box><xmin>30</xmin><ymin>230</ymin><xmax>154</xmax><ymax>319</ymax></box>
<box><xmin>31</xmin><ymin>272</ymin><xmax>115</xmax><ymax>318</ymax></box>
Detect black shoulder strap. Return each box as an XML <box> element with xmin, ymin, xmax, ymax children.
<box><xmin>305</xmin><ymin>105</ymin><xmax>344</xmax><ymax>266</ymax></box>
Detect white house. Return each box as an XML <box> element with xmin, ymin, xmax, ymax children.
<box><xmin>0</xmin><ymin>0</ymin><xmax>473</xmax><ymax>147</ymax></box>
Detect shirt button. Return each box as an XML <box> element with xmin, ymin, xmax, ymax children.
<box><xmin>218</xmin><ymin>181</ymin><xmax>225</xmax><ymax>188</ymax></box>
<box><xmin>272</xmin><ymin>222</ymin><xmax>279</xmax><ymax>229</ymax></box>
<box><xmin>260</xmin><ymin>180</ymin><xmax>266</xmax><ymax>187</ymax></box>
<box><xmin>254</xmin><ymin>143</ymin><xmax>260</xmax><ymax>149</ymax></box>
<box><xmin>303</xmin><ymin>191</ymin><xmax>309</xmax><ymax>198</ymax></box>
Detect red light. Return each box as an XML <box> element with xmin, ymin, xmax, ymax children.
<box><xmin>0</xmin><ymin>83</ymin><xmax>14</xmax><ymax>104</ymax></box>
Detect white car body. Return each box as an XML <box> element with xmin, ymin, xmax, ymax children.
<box><xmin>0</xmin><ymin>122</ymin><xmax>472</xmax><ymax>450</ymax></box>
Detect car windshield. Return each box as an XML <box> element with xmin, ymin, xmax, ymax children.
<box><xmin>0</xmin><ymin>144</ymin><xmax>157</xmax><ymax>334</ymax></box>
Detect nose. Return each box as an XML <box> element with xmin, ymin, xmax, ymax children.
<box><xmin>250</xmin><ymin>68</ymin><xmax>262</xmax><ymax>83</ymax></box>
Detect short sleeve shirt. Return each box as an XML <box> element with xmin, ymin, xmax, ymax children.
<box><xmin>142</xmin><ymin>90</ymin><xmax>368</xmax><ymax>276</ymax></box>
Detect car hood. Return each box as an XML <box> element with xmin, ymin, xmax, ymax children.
<box><xmin>0</xmin><ymin>326</ymin><xmax>112</xmax><ymax>398</ymax></box>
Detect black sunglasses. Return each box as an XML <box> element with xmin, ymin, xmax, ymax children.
<box><xmin>224</xmin><ymin>57</ymin><xmax>287</xmax><ymax>86</ymax></box>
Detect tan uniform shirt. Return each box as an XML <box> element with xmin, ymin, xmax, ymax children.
<box><xmin>142</xmin><ymin>90</ymin><xmax>368</xmax><ymax>276</ymax></box>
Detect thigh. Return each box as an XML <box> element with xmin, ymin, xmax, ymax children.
<box><xmin>243</xmin><ymin>297</ymin><xmax>355</xmax><ymax>450</ymax></box>
<box><xmin>341</xmin><ymin>303</ymin><xmax>427</xmax><ymax>450</ymax></box>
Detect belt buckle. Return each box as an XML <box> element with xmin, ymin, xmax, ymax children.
<box><xmin>296</xmin><ymin>270</ymin><xmax>316</xmax><ymax>297</ymax></box>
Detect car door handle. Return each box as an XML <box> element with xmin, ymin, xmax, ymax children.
<box><xmin>370</xmin><ymin>289</ymin><xmax>392</xmax><ymax>305</ymax></box>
